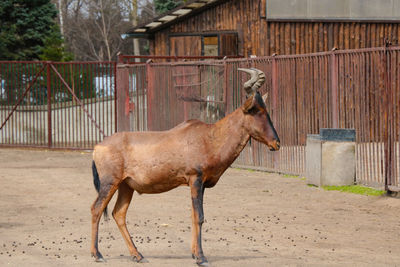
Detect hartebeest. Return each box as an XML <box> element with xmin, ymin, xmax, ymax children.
<box><xmin>90</xmin><ymin>68</ymin><xmax>280</xmax><ymax>266</ymax></box>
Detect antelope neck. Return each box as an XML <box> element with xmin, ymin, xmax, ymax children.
<box><xmin>211</xmin><ymin>108</ymin><xmax>250</xmax><ymax>168</ymax></box>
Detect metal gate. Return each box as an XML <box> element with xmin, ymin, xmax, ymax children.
<box><xmin>117</xmin><ymin>61</ymin><xmax>227</xmax><ymax>133</ymax></box>
<box><xmin>0</xmin><ymin>61</ymin><xmax>116</xmax><ymax>149</ymax></box>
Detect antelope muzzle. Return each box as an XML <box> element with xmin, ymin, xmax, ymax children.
<box><xmin>268</xmin><ymin>139</ymin><xmax>280</xmax><ymax>151</ymax></box>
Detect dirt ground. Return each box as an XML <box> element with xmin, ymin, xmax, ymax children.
<box><xmin>1</xmin><ymin>148</ymin><xmax>400</xmax><ymax>267</ymax></box>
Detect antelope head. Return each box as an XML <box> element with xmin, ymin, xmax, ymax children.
<box><xmin>238</xmin><ymin>68</ymin><xmax>280</xmax><ymax>151</ymax></box>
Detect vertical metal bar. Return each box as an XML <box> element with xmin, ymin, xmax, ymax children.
<box><xmin>271</xmin><ymin>55</ymin><xmax>279</xmax><ymax>170</ymax></box>
<box><xmin>116</xmin><ymin>64</ymin><xmax>130</xmax><ymax>132</ymax></box>
<box><xmin>182</xmin><ymin>66</ymin><xmax>188</xmax><ymax>122</ymax></box>
<box><xmin>57</xmin><ymin>63</ymin><xmax>61</xmax><ymax>147</ymax></box>
<box><xmin>90</xmin><ymin>62</ymin><xmax>94</xmax><ymax>147</ymax></box>
<box><xmin>383</xmin><ymin>42</ymin><xmax>392</xmax><ymax>191</ymax></box>
<box><xmin>223</xmin><ymin>58</ymin><xmax>228</xmax><ymax>117</ymax></box>
<box><xmin>330</xmin><ymin>50</ymin><xmax>339</xmax><ymax>128</ymax></box>
<box><xmin>35</xmin><ymin>63</ymin><xmax>40</xmax><ymax>146</ymax></box>
<box><xmin>46</xmin><ymin>62</ymin><xmax>52</xmax><ymax>148</ymax></box>
<box><xmin>88</xmin><ymin>63</ymin><xmax>92</xmax><ymax>148</ymax></box>
<box><xmin>0</xmin><ymin>63</ymin><xmax>3</xmax><ymax>144</ymax></box>
<box><xmin>114</xmin><ymin>62</ymin><xmax>118</xmax><ymax>134</ymax></box>
<box><xmin>146</xmin><ymin>61</ymin><xmax>153</xmax><ymax>131</ymax></box>
<box><xmin>20</xmin><ymin>63</ymin><xmax>24</xmax><ymax>146</ymax></box>
<box><xmin>39</xmin><ymin>63</ymin><xmax>44</xmax><ymax>146</ymax></box>
<box><xmin>101</xmin><ymin>63</ymin><xmax>105</xmax><ymax>142</ymax></box>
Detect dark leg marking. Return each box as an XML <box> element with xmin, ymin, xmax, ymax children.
<box><xmin>191</xmin><ymin>169</ymin><xmax>209</xmax><ymax>266</ymax></box>
<box><xmin>91</xmin><ymin>178</ymin><xmax>120</xmax><ymax>262</ymax></box>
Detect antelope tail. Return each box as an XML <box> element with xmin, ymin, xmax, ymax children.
<box><xmin>92</xmin><ymin>161</ymin><xmax>109</xmax><ymax>221</ymax></box>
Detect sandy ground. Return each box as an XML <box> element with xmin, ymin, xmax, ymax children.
<box><xmin>1</xmin><ymin>148</ymin><xmax>400</xmax><ymax>267</ymax></box>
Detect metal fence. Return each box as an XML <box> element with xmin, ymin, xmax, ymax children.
<box><xmin>0</xmin><ymin>61</ymin><xmax>116</xmax><ymax>149</ymax></box>
<box><xmin>119</xmin><ymin>46</ymin><xmax>400</xmax><ymax>190</ymax></box>
<box><xmin>1</xmin><ymin>47</ymin><xmax>399</xmax><ymax>190</ymax></box>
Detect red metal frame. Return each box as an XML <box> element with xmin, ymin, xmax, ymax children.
<box><xmin>0</xmin><ymin>61</ymin><xmax>117</xmax><ymax>149</ymax></box>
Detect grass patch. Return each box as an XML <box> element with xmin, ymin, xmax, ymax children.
<box><xmin>233</xmin><ymin>167</ymin><xmax>255</xmax><ymax>172</ymax></box>
<box><xmin>322</xmin><ymin>185</ymin><xmax>385</xmax><ymax>196</ymax></box>
<box><xmin>283</xmin><ymin>174</ymin><xmax>299</xmax><ymax>179</ymax></box>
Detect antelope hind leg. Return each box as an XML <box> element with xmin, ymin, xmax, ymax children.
<box><xmin>190</xmin><ymin>175</ymin><xmax>209</xmax><ymax>266</ymax></box>
<box><xmin>90</xmin><ymin>177</ymin><xmax>120</xmax><ymax>262</ymax></box>
<box><xmin>112</xmin><ymin>180</ymin><xmax>148</xmax><ymax>263</ymax></box>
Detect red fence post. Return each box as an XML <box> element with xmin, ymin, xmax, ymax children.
<box><xmin>271</xmin><ymin>56</ymin><xmax>278</xmax><ymax>123</ymax></box>
<box><xmin>116</xmin><ymin>64</ymin><xmax>130</xmax><ymax>132</ymax></box>
<box><xmin>383</xmin><ymin>43</ymin><xmax>393</xmax><ymax>191</ymax></box>
<box><xmin>330</xmin><ymin>50</ymin><xmax>339</xmax><ymax>128</ymax></box>
<box><xmin>271</xmin><ymin>55</ymin><xmax>279</xmax><ymax>170</ymax></box>
<box><xmin>223</xmin><ymin>58</ymin><xmax>228</xmax><ymax>114</ymax></box>
<box><xmin>113</xmin><ymin>62</ymin><xmax>118</xmax><ymax>133</ymax></box>
<box><xmin>46</xmin><ymin>62</ymin><xmax>52</xmax><ymax>148</ymax></box>
<box><xmin>146</xmin><ymin>60</ymin><xmax>154</xmax><ymax>131</ymax></box>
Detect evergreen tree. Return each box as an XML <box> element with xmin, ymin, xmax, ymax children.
<box><xmin>0</xmin><ymin>0</ymin><xmax>69</xmax><ymax>61</ymax></box>
<box><xmin>154</xmin><ymin>0</ymin><xmax>182</xmax><ymax>14</ymax></box>
<box><xmin>39</xmin><ymin>24</ymin><xmax>73</xmax><ymax>61</ymax></box>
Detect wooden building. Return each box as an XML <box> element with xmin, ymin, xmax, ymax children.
<box><xmin>126</xmin><ymin>0</ymin><xmax>400</xmax><ymax>57</ymax></box>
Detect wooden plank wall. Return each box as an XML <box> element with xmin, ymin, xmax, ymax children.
<box><xmin>152</xmin><ymin>0</ymin><xmax>400</xmax><ymax>57</ymax></box>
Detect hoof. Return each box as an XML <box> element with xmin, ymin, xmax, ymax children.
<box><xmin>92</xmin><ymin>252</ymin><xmax>106</xmax><ymax>263</ymax></box>
<box><xmin>95</xmin><ymin>257</ymin><xmax>106</xmax><ymax>263</ymax></box>
<box><xmin>133</xmin><ymin>253</ymin><xmax>148</xmax><ymax>263</ymax></box>
<box><xmin>193</xmin><ymin>255</ymin><xmax>209</xmax><ymax>266</ymax></box>
<box><xmin>137</xmin><ymin>257</ymin><xmax>149</xmax><ymax>263</ymax></box>
<box><xmin>197</xmin><ymin>259</ymin><xmax>210</xmax><ymax>266</ymax></box>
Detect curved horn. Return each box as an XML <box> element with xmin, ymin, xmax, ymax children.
<box><xmin>250</xmin><ymin>68</ymin><xmax>265</xmax><ymax>91</ymax></box>
<box><xmin>238</xmin><ymin>68</ymin><xmax>266</xmax><ymax>95</ymax></box>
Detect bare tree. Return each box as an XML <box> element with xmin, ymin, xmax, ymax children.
<box><xmin>131</xmin><ymin>0</ymin><xmax>140</xmax><ymax>61</ymax></box>
<box><xmin>60</xmin><ymin>0</ymin><xmax>127</xmax><ymax>61</ymax></box>
<box><xmin>55</xmin><ymin>0</ymin><xmax>154</xmax><ymax>61</ymax></box>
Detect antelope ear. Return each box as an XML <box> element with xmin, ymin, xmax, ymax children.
<box><xmin>242</xmin><ymin>94</ymin><xmax>256</xmax><ymax>113</ymax></box>
<box><xmin>262</xmin><ymin>93</ymin><xmax>268</xmax><ymax>103</ymax></box>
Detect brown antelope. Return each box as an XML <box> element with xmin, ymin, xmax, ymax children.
<box><xmin>90</xmin><ymin>68</ymin><xmax>280</xmax><ymax>266</ymax></box>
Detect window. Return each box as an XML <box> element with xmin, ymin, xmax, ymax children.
<box><xmin>203</xmin><ymin>36</ymin><xmax>219</xmax><ymax>56</ymax></box>
<box><xmin>169</xmin><ymin>32</ymin><xmax>239</xmax><ymax>57</ymax></box>
<box><xmin>203</xmin><ymin>34</ymin><xmax>238</xmax><ymax>56</ymax></box>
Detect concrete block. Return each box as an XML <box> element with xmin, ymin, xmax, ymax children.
<box><xmin>306</xmin><ymin>129</ymin><xmax>356</xmax><ymax>187</ymax></box>
<box><xmin>306</xmin><ymin>134</ymin><xmax>322</xmax><ymax>186</ymax></box>
<box><xmin>321</xmin><ymin>141</ymin><xmax>356</xmax><ymax>186</ymax></box>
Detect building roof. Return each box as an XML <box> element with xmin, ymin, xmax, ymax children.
<box><xmin>125</xmin><ymin>0</ymin><xmax>226</xmax><ymax>38</ymax></box>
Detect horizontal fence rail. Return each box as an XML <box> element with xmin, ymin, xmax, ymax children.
<box><xmin>119</xmin><ymin>46</ymin><xmax>400</xmax><ymax>190</ymax></box>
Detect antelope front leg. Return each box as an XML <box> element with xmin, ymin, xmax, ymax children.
<box><xmin>189</xmin><ymin>175</ymin><xmax>208</xmax><ymax>266</ymax></box>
